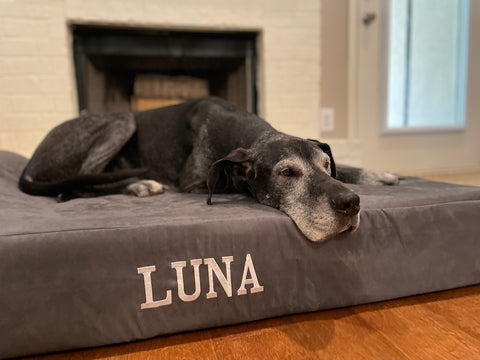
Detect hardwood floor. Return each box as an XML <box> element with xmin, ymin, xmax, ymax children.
<box><xmin>29</xmin><ymin>285</ymin><xmax>480</xmax><ymax>360</ymax></box>
<box><xmin>405</xmin><ymin>170</ymin><xmax>480</xmax><ymax>187</ymax></box>
<box><xmin>29</xmin><ymin>172</ymin><xmax>480</xmax><ymax>360</ymax></box>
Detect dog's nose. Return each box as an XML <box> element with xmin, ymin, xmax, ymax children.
<box><xmin>330</xmin><ymin>191</ymin><xmax>360</xmax><ymax>216</ymax></box>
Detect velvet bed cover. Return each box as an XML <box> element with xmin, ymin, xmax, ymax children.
<box><xmin>1</xmin><ymin>150</ymin><xmax>480</xmax><ymax>358</ymax></box>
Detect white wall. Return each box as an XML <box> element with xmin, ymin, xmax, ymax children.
<box><xmin>0</xmin><ymin>0</ymin><xmax>322</xmax><ymax>157</ymax></box>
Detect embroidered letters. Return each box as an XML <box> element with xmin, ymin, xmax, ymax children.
<box><xmin>137</xmin><ymin>253</ymin><xmax>264</xmax><ymax>310</ymax></box>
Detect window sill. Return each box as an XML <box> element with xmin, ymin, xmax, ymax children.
<box><xmin>380</xmin><ymin>126</ymin><xmax>466</xmax><ymax>136</ymax></box>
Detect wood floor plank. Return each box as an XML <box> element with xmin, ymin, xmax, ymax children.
<box><xmin>350</xmin><ymin>287</ymin><xmax>480</xmax><ymax>360</ymax></box>
<box><xmin>210</xmin><ymin>316</ymin><xmax>316</xmax><ymax>360</ymax></box>
<box><xmin>413</xmin><ymin>287</ymin><xmax>480</xmax><ymax>341</ymax></box>
<box><xmin>210</xmin><ymin>308</ymin><xmax>409</xmax><ymax>360</ymax></box>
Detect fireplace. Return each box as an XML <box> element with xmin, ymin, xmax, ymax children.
<box><xmin>72</xmin><ymin>26</ymin><xmax>258</xmax><ymax>115</ymax></box>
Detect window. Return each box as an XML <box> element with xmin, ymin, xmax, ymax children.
<box><xmin>384</xmin><ymin>0</ymin><xmax>470</xmax><ymax>131</ymax></box>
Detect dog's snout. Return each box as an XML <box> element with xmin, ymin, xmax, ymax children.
<box><xmin>331</xmin><ymin>191</ymin><xmax>360</xmax><ymax>216</ymax></box>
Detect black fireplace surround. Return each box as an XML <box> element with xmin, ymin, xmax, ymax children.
<box><xmin>72</xmin><ymin>25</ymin><xmax>258</xmax><ymax>114</ymax></box>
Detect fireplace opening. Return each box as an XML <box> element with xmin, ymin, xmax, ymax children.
<box><xmin>72</xmin><ymin>26</ymin><xmax>258</xmax><ymax>115</ymax></box>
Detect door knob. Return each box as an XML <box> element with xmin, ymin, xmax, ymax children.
<box><xmin>362</xmin><ymin>12</ymin><xmax>376</xmax><ymax>26</ymax></box>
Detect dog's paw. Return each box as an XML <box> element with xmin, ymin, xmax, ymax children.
<box><xmin>126</xmin><ymin>180</ymin><xmax>165</xmax><ymax>197</ymax></box>
<box><xmin>360</xmin><ymin>170</ymin><xmax>400</xmax><ymax>186</ymax></box>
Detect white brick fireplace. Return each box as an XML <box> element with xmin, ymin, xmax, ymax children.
<box><xmin>0</xmin><ymin>0</ymin><xmax>321</xmax><ymax>157</ymax></box>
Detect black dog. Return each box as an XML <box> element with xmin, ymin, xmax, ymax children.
<box><xmin>19</xmin><ymin>97</ymin><xmax>399</xmax><ymax>242</ymax></box>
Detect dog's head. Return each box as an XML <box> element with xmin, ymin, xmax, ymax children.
<box><xmin>206</xmin><ymin>135</ymin><xmax>360</xmax><ymax>242</ymax></box>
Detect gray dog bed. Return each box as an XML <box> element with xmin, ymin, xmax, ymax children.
<box><xmin>1</xmin><ymin>150</ymin><xmax>480</xmax><ymax>359</ymax></box>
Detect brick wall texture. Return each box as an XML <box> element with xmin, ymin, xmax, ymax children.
<box><xmin>0</xmin><ymin>0</ymin><xmax>322</xmax><ymax>157</ymax></box>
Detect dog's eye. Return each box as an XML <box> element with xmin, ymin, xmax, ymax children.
<box><xmin>324</xmin><ymin>160</ymin><xmax>330</xmax><ymax>169</ymax></box>
<box><xmin>280</xmin><ymin>168</ymin><xmax>293</xmax><ymax>177</ymax></box>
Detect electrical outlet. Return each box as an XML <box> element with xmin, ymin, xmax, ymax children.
<box><xmin>320</xmin><ymin>107</ymin><xmax>335</xmax><ymax>132</ymax></box>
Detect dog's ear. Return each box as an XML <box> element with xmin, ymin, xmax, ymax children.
<box><xmin>307</xmin><ymin>139</ymin><xmax>336</xmax><ymax>178</ymax></box>
<box><xmin>206</xmin><ymin>148</ymin><xmax>254</xmax><ymax>205</ymax></box>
